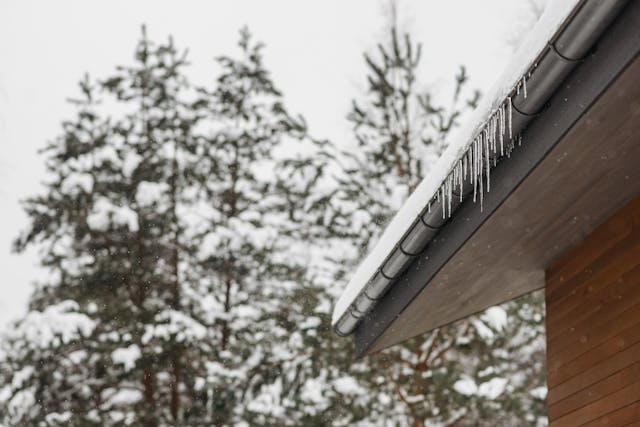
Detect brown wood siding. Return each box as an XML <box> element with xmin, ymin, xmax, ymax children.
<box><xmin>546</xmin><ymin>195</ymin><xmax>640</xmax><ymax>426</ymax></box>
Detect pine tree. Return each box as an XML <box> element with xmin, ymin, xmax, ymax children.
<box><xmin>0</xmin><ymin>27</ymin><xmax>340</xmax><ymax>426</ymax></box>
<box><xmin>0</xmin><ymin>28</ymin><xmax>211</xmax><ymax>426</ymax></box>
<box><xmin>186</xmin><ymin>27</ymin><xmax>339</xmax><ymax>425</ymax></box>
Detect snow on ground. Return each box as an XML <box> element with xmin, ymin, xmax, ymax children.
<box><xmin>332</xmin><ymin>0</ymin><xmax>581</xmax><ymax>327</ymax></box>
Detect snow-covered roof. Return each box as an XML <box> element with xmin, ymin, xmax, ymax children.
<box><xmin>332</xmin><ymin>0</ymin><xmax>583</xmax><ymax>330</ymax></box>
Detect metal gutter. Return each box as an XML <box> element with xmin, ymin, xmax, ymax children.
<box><xmin>334</xmin><ymin>0</ymin><xmax>629</xmax><ymax>337</ymax></box>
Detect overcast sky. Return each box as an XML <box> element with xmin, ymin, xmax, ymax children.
<box><xmin>0</xmin><ymin>0</ymin><xmax>545</xmax><ymax>327</ymax></box>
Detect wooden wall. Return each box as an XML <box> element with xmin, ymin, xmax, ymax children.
<box><xmin>545</xmin><ymin>195</ymin><xmax>640</xmax><ymax>426</ymax></box>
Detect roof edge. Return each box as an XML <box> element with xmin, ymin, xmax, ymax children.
<box><xmin>354</xmin><ymin>0</ymin><xmax>640</xmax><ymax>355</ymax></box>
<box><xmin>333</xmin><ymin>0</ymin><xmax>629</xmax><ymax>336</ymax></box>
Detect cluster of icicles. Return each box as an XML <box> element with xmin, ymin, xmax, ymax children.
<box><xmin>334</xmin><ymin>76</ymin><xmax>531</xmax><ymax>336</ymax></box>
<box><xmin>426</xmin><ymin>76</ymin><xmax>528</xmax><ymax>219</ymax></box>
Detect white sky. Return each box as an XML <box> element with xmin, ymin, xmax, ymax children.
<box><xmin>0</xmin><ymin>0</ymin><xmax>545</xmax><ymax>327</ymax></box>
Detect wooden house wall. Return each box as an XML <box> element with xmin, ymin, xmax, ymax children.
<box><xmin>545</xmin><ymin>195</ymin><xmax>640</xmax><ymax>425</ymax></box>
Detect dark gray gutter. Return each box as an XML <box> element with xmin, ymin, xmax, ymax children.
<box><xmin>334</xmin><ymin>0</ymin><xmax>631</xmax><ymax>338</ymax></box>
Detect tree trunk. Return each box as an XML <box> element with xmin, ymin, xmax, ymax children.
<box><xmin>169</xmin><ymin>150</ymin><xmax>182</xmax><ymax>422</ymax></box>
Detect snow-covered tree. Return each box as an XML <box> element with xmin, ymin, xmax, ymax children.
<box><xmin>0</xmin><ymin>27</ymin><xmax>343</xmax><ymax>426</ymax></box>
<box><xmin>187</xmin><ymin>28</ymin><xmax>348</xmax><ymax>425</ymax></box>
<box><xmin>0</xmin><ymin>28</ymin><xmax>210</xmax><ymax>426</ymax></box>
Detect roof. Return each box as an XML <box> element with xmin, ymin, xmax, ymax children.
<box><xmin>332</xmin><ymin>0</ymin><xmax>635</xmax><ymax>341</ymax></box>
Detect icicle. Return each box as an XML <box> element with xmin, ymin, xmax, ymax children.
<box><xmin>472</xmin><ymin>139</ymin><xmax>477</xmax><ymax>203</ymax></box>
<box><xmin>427</xmin><ymin>74</ymin><xmax>534</xmax><ymax>223</ymax></box>
<box><xmin>502</xmin><ymin>103</ymin><xmax>506</xmax><ymax>135</ymax></box>
<box><xmin>458</xmin><ymin>160</ymin><xmax>463</xmax><ymax>202</ymax></box>
<box><xmin>496</xmin><ymin>113</ymin><xmax>500</xmax><ymax>144</ymax></box>
<box><xmin>452</xmin><ymin>162</ymin><xmax>459</xmax><ymax>205</ymax></box>
<box><xmin>453</xmin><ymin>162</ymin><xmax>458</xmax><ymax>186</ymax></box>
<box><xmin>495</xmin><ymin>109</ymin><xmax>500</xmax><ymax>159</ymax></box>
<box><xmin>476</xmin><ymin>137</ymin><xmax>480</xmax><ymax>199</ymax></box>
<box><xmin>493</xmin><ymin>116</ymin><xmax>497</xmax><ymax>152</ymax></box>
<box><xmin>490</xmin><ymin>116</ymin><xmax>495</xmax><ymax>154</ymax></box>
<box><xmin>494</xmin><ymin>113</ymin><xmax>499</xmax><ymax>163</ymax></box>
<box><xmin>498</xmin><ymin>112</ymin><xmax>501</xmax><ymax>147</ymax></box>
<box><xmin>490</xmin><ymin>116</ymin><xmax>495</xmax><ymax>155</ymax></box>
<box><xmin>463</xmin><ymin>152</ymin><xmax>468</xmax><ymax>181</ymax></box>
<box><xmin>445</xmin><ymin>176</ymin><xmax>449</xmax><ymax>218</ymax></box>
<box><xmin>447</xmin><ymin>174</ymin><xmax>452</xmax><ymax>217</ymax></box>
<box><xmin>493</xmin><ymin>116</ymin><xmax>500</xmax><ymax>153</ymax></box>
<box><xmin>507</xmin><ymin>96</ymin><xmax>513</xmax><ymax>140</ymax></box>
<box><xmin>485</xmin><ymin>128</ymin><xmax>490</xmax><ymax>193</ymax></box>
<box><xmin>479</xmin><ymin>135</ymin><xmax>484</xmax><ymax>211</ymax></box>
<box><xmin>467</xmin><ymin>148</ymin><xmax>472</xmax><ymax>181</ymax></box>
<box><xmin>499</xmin><ymin>104</ymin><xmax>504</xmax><ymax>156</ymax></box>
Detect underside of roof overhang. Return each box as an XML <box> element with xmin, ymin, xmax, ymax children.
<box><xmin>354</xmin><ymin>3</ymin><xmax>640</xmax><ymax>356</ymax></box>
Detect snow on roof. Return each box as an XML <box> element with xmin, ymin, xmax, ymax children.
<box><xmin>332</xmin><ymin>0</ymin><xmax>582</xmax><ymax>327</ymax></box>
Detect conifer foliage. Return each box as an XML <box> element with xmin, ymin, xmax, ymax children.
<box><xmin>334</xmin><ymin>27</ymin><xmax>479</xmax><ymax>252</ymax></box>
<box><xmin>0</xmin><ymin>28</ymin><xmax>330</xmax><ymax>426</ymax></box>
